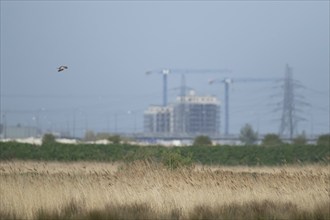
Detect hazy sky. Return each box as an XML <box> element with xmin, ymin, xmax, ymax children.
<box><xmin>1</xmin><ymin>1</ymin><xmax>329</xmax><ymax>137</ymax></box>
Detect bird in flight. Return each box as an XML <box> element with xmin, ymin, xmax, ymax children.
<box><xmin>57</xmin><ymin>65</ymin><xmax>68</xmax><ymax>72</ymax></box>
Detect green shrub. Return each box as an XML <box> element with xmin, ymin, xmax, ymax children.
<box><xmin>317</xmin><ymin>134</ymin><xmax>330</xmax><ymax>147</ymax></box>
<box><xmin>161</xmin><ymin>149</ymin><xmax>193</xmax><ymax>169</ymax></box>
<box><xmin>193</xmin><ymin>135</ymin><xmax>212</xmax><ymax>146</ymax></box>
<box><xmin>293</xmin><ymin>133</ymin><xmax>307</xmax><ymax>145</ymax></box>
<box><xmin>42</xmin><ymin>133</ymin><xmax>56</xmax><ymax>145</ymax></box>
<box><xmin>262</xmin><ymin>134</ymin><xmax>283</xmax><ymax>147</ymax></box>
<box><xmin>108</xmin><ymin>135</ymin><xmax>121</xmax><ymax>144</ymax></box>
<box><xmin>239</xmin><ymin>123</ymin><xmax>258</xmax><ymax>145</ymax></box>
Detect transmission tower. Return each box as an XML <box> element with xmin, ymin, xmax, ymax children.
<box><xmin>278</xmin><ymin>64</ymin><xmax>308</xmax><ymax>139</ymax></box>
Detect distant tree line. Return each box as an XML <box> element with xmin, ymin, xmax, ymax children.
<box><xmin>0</xmin><ymin>133</ymin><xmax>328</xmax><ymax>166</ymax></box>
<box><xmin>239</xmin><ymin>123</ymin><xmax>328</xmax><ymax>146</ymax></box>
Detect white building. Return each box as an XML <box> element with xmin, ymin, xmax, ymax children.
<box><xmin>144</xmin><ymin>105</ymin><xmax>173</xmax><ymax>133</ymax></box>
<box><xmin>144</xmin><ymin>91</ymin><xmax>220</xmax><ymax>137</ymax></box>
<box><xmin>173</xmin><ymin>91</ymin><xmax>220</xmax><ymax>136</ymax></box>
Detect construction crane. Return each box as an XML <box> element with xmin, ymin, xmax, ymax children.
<box><xmin>146</xmin><ymin>68</ymin><xmax>231</xmax><ymax>106</ymax></box>
<box><xmin>209</xmin><ymin>77</ymin><xmax>281</xmax><ymax>136</ymax></box>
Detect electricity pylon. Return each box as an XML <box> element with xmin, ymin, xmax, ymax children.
<box><xmin>278</xmin><ymin>64</ymin><xmax>308</xmax><ymax>139</ymax></box>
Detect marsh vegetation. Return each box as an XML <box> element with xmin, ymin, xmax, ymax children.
<box><xmin>0</xmin><ymin>161</ymin><xmax>329</xmax><ymax>220</ymax></box>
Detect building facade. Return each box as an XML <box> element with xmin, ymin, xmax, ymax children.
<box><xmin>144</xmin><ymin>106</ymin><xmax>173</xmax><ymax>133</ymax></box>
<box><xmin>144</xmin><ymin>91</ymin><xmax>220</xmax><ymax>137</ymax></box>
<box><xmin>173</xmin><ymin>91</ymin><xmax>220</xmax><ymax>136</ymax></box>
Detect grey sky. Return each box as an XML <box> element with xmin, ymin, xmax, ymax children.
<box><xmin>1</xmin><ymin>1</ymin><xmax>329</xmax><ymax>137</ymax></box>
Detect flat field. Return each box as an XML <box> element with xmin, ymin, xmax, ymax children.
<box><xmin>0</xmin><ymin>161</ymin><xmax>329</xmax><ymax>220</ymax></box>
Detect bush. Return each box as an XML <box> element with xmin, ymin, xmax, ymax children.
<box><xmin>108</xmin><ymin>135</ymin><xmax>121</xmax><ymax>144</ymax></box>
<box><xmin>293</xmin><ymin>132</ymin><xmax>307</xmax><ymax>145</ymax></box>
<box><xmin>262</xmin><ymin>134</ymin><xmax>283</xmax><ymax>147</ymax></box>
<box><xmin>239</xmin><ymin>124</ymin><xmax>258</xmax><ymax>145</ymax></box>
<box><xmin>42</xmin><ymin>133</ymin><xmax>56</xmax><ymax>145</ymax></box>
<box><xmin>193</xmin><ymin>135</ymin><xmax>212</xmax><ymax>146</ymax></box>
<box><xmin>161</xmin><ymin>149</ymin><xmax>193</xmax><ymax>169</ymax></box>
<box><xmin>317</xmin><ymin>134</ymin><xmax>330</xmax><ymax>147</ymax></box>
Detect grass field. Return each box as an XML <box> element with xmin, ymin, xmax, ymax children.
<box><xmin>0</xmin><ymin>161</ymin><xmax>329</xmax><ymax>219</ymax></box>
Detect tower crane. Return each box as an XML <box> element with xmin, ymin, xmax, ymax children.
<box><xmin>146</xmin><ymin>68</ymin><xmax>231</xmax><ymax>106</ymax></box>
<box><xmin>209</xmin><ymin>77</ymin><xmax>281</xmax><ymax>136</ymax></box>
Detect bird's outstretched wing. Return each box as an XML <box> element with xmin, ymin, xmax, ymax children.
<box><xmin>57</xmin><ymin>65</ymin><xmax>68</xmax><ymax>72</ymax></box>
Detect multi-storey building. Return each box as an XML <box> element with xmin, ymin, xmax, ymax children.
<box><xmin>173</xmin><ymin>91</ymin><xmax>220</xmax><ymax>136</ymax></box>
<box><xmin>144</xmin><ymin>91</ymin><xmax>220</xmax><ymax>137</ymax></box>
<box><xmin>144</xmin><ymin>105</ymin><xmax>173</xmax><ymax>133</ymax></box>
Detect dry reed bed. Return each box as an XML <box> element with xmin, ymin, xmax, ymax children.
<box><xmin>0</xmin><ymin>161</ymin><xmax>329</xmax><ymax>219</ymax></box>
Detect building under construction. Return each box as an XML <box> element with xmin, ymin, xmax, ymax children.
<box><xmin>144</xmin><ymin>91</ymin><xmax>220</xmax><ymax>137</ymax></box>
<box><xmin>144</xmin><ymin>105</ymin><xmax>173</xmax><ymax>133</ymax></box>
